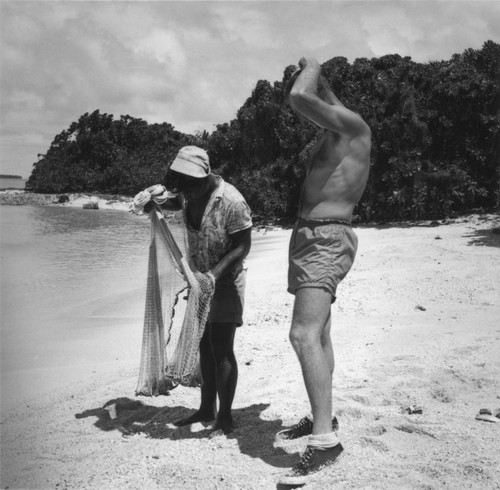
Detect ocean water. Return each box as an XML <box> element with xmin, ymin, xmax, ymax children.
<box><xmin>0</xmin><ymin>204</ymin><xmax>289</xmax><ymax>411</ymax></box>
<box><xmin>0</xmin><ymin>177</ymin><xmax>26</xmax><ymax>190</ymax></box>
<box><xmin>0</xmin><ymin>205</ymin><xmax>151</xmax><ymax>410</ymax></box>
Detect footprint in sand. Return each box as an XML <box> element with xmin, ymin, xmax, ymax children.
<box><xmin>359</xmin><ymin>436</ymin><xmax>390</xmax><ymax>452</ymax></box>
<box><xmin>366</xmin><ymin>424</ymin><xmax>387</xmax><ymax>437</ymax></box>
<box><xmin>337</xmin><ymin>407</ymin><xmax>363</xmax><ymax>419</ymax></box>
<box><xmin>394</xmin><ymin>423</ymin><xmax>436</xmax><ymax>439</ymax></box>
<box><xmin>348</xmin><ymin>394</ymin><xmax>371</xmax><ymax>405</ymax></box>
<box><xmin>430</xmin><ymin>386</ymin><xmax>453</xmax><ymax>403</ymax></box>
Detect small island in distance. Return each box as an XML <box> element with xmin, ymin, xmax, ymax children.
<box><xmin>0</xmin><ymin>174</ymin><xmax>23</xmax><ymax>179</ymax></box>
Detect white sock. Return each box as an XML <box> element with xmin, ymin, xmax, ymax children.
<box><xmin>307</xmin><ymin>431</ymin><xmax>340</xmax><ymax>449</ymax></box>
<box><xmin>307</xmin><ymin>411</ymin><xmax>336</xmax><ymax>421</ymax></box>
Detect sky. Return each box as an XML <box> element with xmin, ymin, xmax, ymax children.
<box><xmin>1</xmin><ymin>1</ymin><xmax>499</xmax><ymax>179</ymax></box>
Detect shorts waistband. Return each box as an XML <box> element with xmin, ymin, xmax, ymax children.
<box><xmin>296</xmin><ymin>218</ymin><xmax>352</xmax><ymax>228</ymax></box>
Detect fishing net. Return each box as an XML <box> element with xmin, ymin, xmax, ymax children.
<box><xmin>136</xmin><ymin>206</ymin><xmax>215</xmax><ymax>395</ymax></box>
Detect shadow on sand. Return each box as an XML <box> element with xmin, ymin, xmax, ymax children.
<box><xmin>75</xmin><ymin>397</ymin><xmax>297</xmax><ymax>471</ymax></box>
<box><xmin>465</xmin><ymin>226</ymin><xmax>500</xmax><ymax>248</ymax></box>
<box><xmin>358</xmin><ymin>219</ymin><xmax>446</xmax><ymax>230</ymax></box>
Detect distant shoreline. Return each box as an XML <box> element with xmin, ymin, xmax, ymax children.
<box><xmin>1</xmin><ymin>189</ymin><xmax>499</xmax><ymax>231</ymax></box>
<box><xmin>0</xmin><ymin>174</ymin><xmax>23</xmax><ymax>179</ymax></box>
<box><xmin>0</xmin><ymin>189</ymin><xmax>133</xmax><ymax>212</ymax></box>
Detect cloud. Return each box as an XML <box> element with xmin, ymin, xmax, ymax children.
<box><xmin>212</xmin><ymin>3</ymin><xmax>282</xmax><ymax>49</ymax></box>
<box><xmin>1</xmin><ymin>0</ymin><xmax>499</xmax><ymax>177</ymax></box>
<box><xmin>134</xmin><ymin>30</ymin><xmax>186</xmax><ymax>70</ymax></box>
<box><xmin>359</xmin><ymin>5</ymin><xmax>422</xmax><ymax>57</ymax></box>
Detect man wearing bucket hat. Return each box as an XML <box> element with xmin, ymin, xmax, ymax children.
<box><xmin>164</xmin><ymin>146</ymin><xmax>253</xmax><ymax>435</ymax></box>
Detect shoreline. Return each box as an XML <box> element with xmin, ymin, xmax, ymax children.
<box><xmin>1</xmin><ymin>208</ymin><xmax>499</xmax><ymax>488</ymax></box>
<box><xmin>0</xmin><ymin>189</ymin><xmax>133</xmax><ymax>211</ymax></box>
<box><xmin>0</xmin><ymin>189</ymin><xmax>133</xmax><ymax>212</ymax></box>
<box><xmin>1</xmin><ymin>189</ymin><xmax>498</xmax><ymax>230</ymax></box>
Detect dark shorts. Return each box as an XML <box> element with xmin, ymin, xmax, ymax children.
<box><xmin>288</xmin><ymin>219</ymin><xmax>358</xmax><ymax>303</ymax></box>
<box><xmin>208</xmin><ymin>268</ymin><xmax>246</xmax><ymax>326</ymax></box>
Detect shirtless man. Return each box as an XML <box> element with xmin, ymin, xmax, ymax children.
<box><xmin>276</xmin><ymin>57</ymin><xmax>371</xmax><ymax>485</ymax></box>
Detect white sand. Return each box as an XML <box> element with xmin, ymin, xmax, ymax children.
<box><xmin>1</xmin><ymin>206</ymin><xmax>499</xmax><ymax>489</ymax></box>
<box><xmin>0</xmin><ymin>190</ymin><xmax>133</xmax><ymax>211</ymax></box>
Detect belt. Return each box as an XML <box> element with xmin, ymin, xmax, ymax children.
<box><xmin>296</xmin><ymin>218</ymin><xmax>352</xmax><ymax>228</ymax></box>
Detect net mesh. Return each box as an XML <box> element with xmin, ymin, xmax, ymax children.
<box><xmin>136</xmin><ymin>209</ymin><xmax>215</xmax><ymax>395</ymax></box>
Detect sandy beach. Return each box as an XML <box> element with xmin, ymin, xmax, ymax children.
<box><xmin>1</xmin><ymin>192</ymin><xmax>499</xmax><ymax>489</ymax></box>
<box><xmin>0</xmin><ymin>190</ymin><xmax>134</xmax><ymax>212</ymax></box>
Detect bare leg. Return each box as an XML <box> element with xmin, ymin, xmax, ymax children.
<box><xmin>174</xmin><ymin>326</ymin><xmax>216</xmax><ymax>426</ymax></box>
<box><xmin>289</xmin><ymin>287</ymin><xmax>333</xmax><ymax>435</ymax></box>
<box><xmin>210</xmin><ymin>322</ymin><xmax>238</xmax><ymax>434</ymax></box>
<box><xmin>321</xmin><ymin>312</ymin><xmax>334</xmax><ymax>376</ymax></box>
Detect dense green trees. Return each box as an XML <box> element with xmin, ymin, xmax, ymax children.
<box><xmin>28</xmin><ymin>111</ymin><xmax>196</xmax><ymax>195</ymax></box>
<box><xmin>27</xmin><ymin>41</ymin><xmax>499</xmax><ymax>223</ymax></box>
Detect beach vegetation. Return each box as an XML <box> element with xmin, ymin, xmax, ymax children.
<box><xmin>26</xmin><ymin>41</ymin><xmax>500</xmax><ymax>223</ymax></box>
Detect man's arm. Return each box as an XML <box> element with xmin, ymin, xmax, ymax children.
<box><xmin>209</xmin><ymin>227</ymin><xmax>252</xmax><ymax>280</ymax></box>
<box><xmin>289</xmin><ymin>57</ymin><xmax>368</xmax><ymax>136</ymax></box>
<box><xmin>318</xmin><ymin>75</ymin><xmax>344</xmax><ymax>107</ymax></box>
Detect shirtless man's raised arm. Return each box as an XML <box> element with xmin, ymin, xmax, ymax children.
<box><xmin>289</xmin><ymin>58</ymin><xmax>368</xmax><ymax>135</ymax></box>
<box><xmin>286</xmin><ymin>56</ymin><xmax>371</xmax><ymax>221</ymax></box>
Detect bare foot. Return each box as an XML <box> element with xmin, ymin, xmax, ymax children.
<box><xmin>211</xmin><ymin>418</ymin><xmax>235</xmax><ymax>435</ymax></box>
<box><xmin>174</xmin><ymin>410</ymin><xmax>215</xmax><ymax>427</ymax></box>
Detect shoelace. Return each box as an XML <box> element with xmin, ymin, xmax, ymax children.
<box><xmin>295</xmin><ymin>447</ymin><xmax>314</xmax><ymax>473</ymax></box>
<box><xmin>292</xmin><ymin>416</ymin><xmax>313</xmax><ymax>435</ymax></box>
<box><xmin>281</xmin><ymin>417</ymin><xmax>312</xmax><ymax>440</ymax></box>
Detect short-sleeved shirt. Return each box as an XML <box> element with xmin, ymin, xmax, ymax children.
<box><xmin>183</xmin><ymin>176</ymin><xmax>252</xmax><ymax>325</ymax></box>
<box><xmin>183</xmin><ymin>175</ymin><xmax>252</xmax><ymax>277</ymax></box>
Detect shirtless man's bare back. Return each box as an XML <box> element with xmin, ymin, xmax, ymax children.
<box><xmin>293</xmin><ymin>62</ymin><xmax>371</xmax><ymax>221</ymax></box>
<box><xmin>276</xmin><ymin>57</ymin><xmax>371</xmax><ymax>486</ymax></box>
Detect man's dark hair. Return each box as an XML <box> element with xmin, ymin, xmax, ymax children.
<box><xmin>283</xmin><ymin>69</ymin><xmax>302</xmax><ymax>102</ymax></box>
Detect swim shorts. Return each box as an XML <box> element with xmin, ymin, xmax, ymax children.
<box><xmin>288</xmin><ymin>219</ymin><xmax>358</xmax><ymax>303</ymax></box>
<box><xmin>208</xmin><ymin>268</ymin><xmax>246</xmax><ymax>326</ymax></box>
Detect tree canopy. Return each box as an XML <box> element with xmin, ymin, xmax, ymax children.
<box><xmin>27</xmin><ymin>41</ymin><xmax>500</xmax><ymax>223</ymax></box>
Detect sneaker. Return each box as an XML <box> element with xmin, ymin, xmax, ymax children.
<box><xmin>275</xmin><ymin>415</ymin><xmax>339</xmax><ymax>442</ymax></box>
<box><xmin>278</xmin><ymin>443</ymin><xmax>344</xmax><ymax>485</ymax></box>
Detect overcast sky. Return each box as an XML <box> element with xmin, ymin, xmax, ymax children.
<box><xmin>1</xmin><ymin>1</ymin><xmax>499</xmax><ymax>178</ymax></box>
